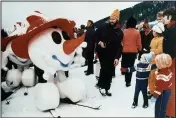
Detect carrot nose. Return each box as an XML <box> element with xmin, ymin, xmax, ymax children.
<box><xmin>63</xmin><ymin>33</ymin><xmax>85</xmax><ymax>55</ymax></box>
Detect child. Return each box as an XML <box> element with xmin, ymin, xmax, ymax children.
<box><xmin>150</xmin><ymin>53</ymin><xmax>173</xmax><ymax>118</ymax></box>
<box><xmin>121</xmin><ymin>52</ymin><xmax>156</xmax><ymax>108</ymax></box>
<box><xmin>148</xmin><ymin>22</ymin><xmax>164</xmax><ymax>99</ymax></box>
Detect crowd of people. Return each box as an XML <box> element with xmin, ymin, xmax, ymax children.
<box><xmin>1</xmin><ymin>7</ymin><xmax>176</xmax><ymax>118</ymax></box>
<box><xmin>74</xmin><ymin>8</ymin><xmax>175</xmax><ymax>118</ymax></box>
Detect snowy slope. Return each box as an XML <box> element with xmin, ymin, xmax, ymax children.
<box><xmin>2</xmin><ymin>61</ymin><xmax>155</xmax><ymax>117</ymax></box>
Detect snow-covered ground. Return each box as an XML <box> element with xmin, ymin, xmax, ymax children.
<box><xmin>2</xmin><ymin>61</ymin><xmax>155</xmax><ymax>117</ymax></box>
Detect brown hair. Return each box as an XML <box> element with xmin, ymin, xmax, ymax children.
<box><xmin>163</xmin><ymin>8</ymin><xmax>176</xmax><ymax>21</ymax></box>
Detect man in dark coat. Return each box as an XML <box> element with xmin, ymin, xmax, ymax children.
<box><xmin>95</xmin><ymin>9</ymin><xmax>123</xmax><ymax>96</ymax></box>
<box><xmin>84</xmin><ymin>20</ymin><xmax>96</xmax><ymax>75</ymax></box>
<box><xmin>162</xmin><ymin>8</ymin><xmax>176</xmax><ymax>118</ymax></box>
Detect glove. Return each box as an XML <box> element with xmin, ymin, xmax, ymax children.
<box><xmin>145</xmin><ymin>52</ymin><xmax>155</xmax><ymax>63</ymax></box>
<box><xmin>151</xmin><ymin>97</ymin><xmax>157</xmax><ymax>103</ymax></box>
<box><xmin>120</xmin><ymin>67</ymin><xmax>128</xmax><ymax>72</ymax></box>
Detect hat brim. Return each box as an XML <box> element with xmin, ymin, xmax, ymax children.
<box><xmin>11</xmin><ymin>18</ymin><xmax>76</xmax><ymax>59</ymax></box>
<box><xmin>1</xmin><ymin>35</ymin><xmax>19</xmax><ymax>52</ymax></box>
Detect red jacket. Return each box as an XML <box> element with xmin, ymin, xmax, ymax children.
<box><xmin>122</xmin><ymin>28</ymin><xmax>142</xmax><ymax>53</ymax></box>
<box><xmin>153</xmin><ymin>68</ymin><xmax>173</xmax><ymax>98</ymax></box>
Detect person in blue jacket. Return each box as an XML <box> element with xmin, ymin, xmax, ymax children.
<box><xmin>121</xmin><ymin>52</ymin><xmax>156</xmax><ymax>108</ymax></box>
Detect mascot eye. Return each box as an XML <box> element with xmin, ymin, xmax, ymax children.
<box><xmin>51</xmin><ymin>31</ymin><xmax>62</xmax><ymax>44</ymax></box>
<box><xmin>62</xmin><ymin>31</ymin><xmax>71</xmax><ymax>40</ymax></box>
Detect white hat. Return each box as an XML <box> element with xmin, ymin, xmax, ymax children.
<box><xmin>152</xmin><ymin>22</ymin><xmax>165</xmax><ymax>33</ymax></box>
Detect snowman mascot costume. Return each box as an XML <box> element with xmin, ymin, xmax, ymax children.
<box><xmin>1</xmin><ymin>21</ymin><xmax>36</xmax><ymax>89</ymax></box>
<box><xmin>2</xmin><ymin>11</ymin><xmax>88</xmax><ymax>111</ymax></box>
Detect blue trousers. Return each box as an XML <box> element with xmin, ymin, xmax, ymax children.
<box><xmin>155</xmin><ymin>90</ymin><xmax>171</xmax><ymax>118</ymax></box>
<box><xmin>133</xmin><ymin>79</ymin><xmax>148</xmax><ymax>105</ymax></box>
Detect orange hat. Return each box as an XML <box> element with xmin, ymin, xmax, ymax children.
<box><xmin>110</xmin><ymin>9</ymin><xmax>120</xmax><ymax>21</ymax></box>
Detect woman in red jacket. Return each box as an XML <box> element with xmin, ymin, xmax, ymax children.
<box><xmin>121</xmin><ymin>16</ymin><xmax>142</xmax><ymax>87</ymax></box>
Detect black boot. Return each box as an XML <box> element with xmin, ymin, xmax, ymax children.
<box><xmin>85</xmin><ymin>72</ymin><xmax>93</xmax><ymax>76</ymax></box>
<box><xmin>131</xmin><ymin>101</ymin><xmax>138</xmax><ymax>109</ymax></box>
<box><xmin>105</xmin><ymin>90</ymin><xmax>112</xmax><ymax>96</ymax></box>
<box><xmin>142</xmin><ymin>104</ymin><xmax>148</xmax><ymax>108</ymax></box>
<box><xmin>126</xmin><ymin>83</ymin><xmax>131</xmax><ymax>87</ymax></box>
<box><xmin>143</xmin><ymin>94</ymin><xmax>148</xmax><ymax>108</ymax></box>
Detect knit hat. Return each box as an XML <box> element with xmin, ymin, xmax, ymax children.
<box><xmin>110</xmin><ymin>9</ymin><xmax>120</xmax><ymax>21</ymax></box>
<box><xmin>126</xmin><ymin>16</ymin><xmax>137</xmax><ymax>28</ymax></box>
<box><xmin>152</xmin><ymin>22</ymin><xmax>165</xmax><ymax>33</ymax></box>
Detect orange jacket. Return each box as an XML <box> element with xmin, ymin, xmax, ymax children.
<box><xmin>122</xmin><ymin>28</ymin><xmax>142</xmax><ymax>53</ymax></box>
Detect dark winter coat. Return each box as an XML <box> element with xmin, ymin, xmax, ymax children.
<box><xmin>95</xmin><ymin>23</ymin><xmax>123</xmax><ymax>60</ymax></box>
<box><xmin>140</xmin><ymin>30</ymin><xmax>153</xmax><ymax>51</ymax></box>
<box><xmin>85</xmin><ymin>27</ymin><xmax>96</xmax><ymax>52</ymax></box>
<box><xmin>164</xmin><ymin>22</ymin><xmax>176</xmax><ymax>117</ymax></box>
<box><xmin>163</xmin><ymin>24</ymin><xmax>176</xmax><ymax>59</ymax></box>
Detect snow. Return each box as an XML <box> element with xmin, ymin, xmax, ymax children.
<box><xmin>2</xmin><ymin>61</ymin><xmax>155</xmax><ymax>117</ymax></box>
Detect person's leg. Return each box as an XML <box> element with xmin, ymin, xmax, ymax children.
<box><xmin>132</xmin><ymin>79</ymin><xmax>140</xmax><ymax>108</ymax></box>
<box><xmin>141</xmin><ymin>79</ymin><xmax>148</xmax><ymax>108</ymax></box>
<box><xmin>96</xmin><ymin>51</ymin><xmax>106</xmax><ymax>88</ymax></box>
<box><xmin>112</xmin><ymin>66</ymin><xmax>116</xmax><ymax>78</ymax></box>
<box><xmin>104</xmin><ymin>59</ymin><xmax>114</xmax><ymax>96</ymax></box>
<box><xmin>121</xmin><ymin>53</ymin><xmax>126</xmax><ymax>75</ymax></box>
<box><xmin>155</xmin><ymin>90</ymin><xmax>172</xmax><ymax>118</ymax></box>
<box><xmin>125</xmin><ymin>53</ymin><xmax>137</xmax><ymax>86</ymax></box>
<box><xmin>86</xmin><ymin>52</ymin><xmax>94</xmax><ymax>75</ymax></box>
<box><xmin>122</xmin><ymin>53</ymin><xmax>130</xmax><ymax>84</ymax></box>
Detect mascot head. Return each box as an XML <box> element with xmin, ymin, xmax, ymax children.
<box><xmin>2</xmin><ymin>11</ymin><xmax>85</xmax><ymax>72</ymax></box>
